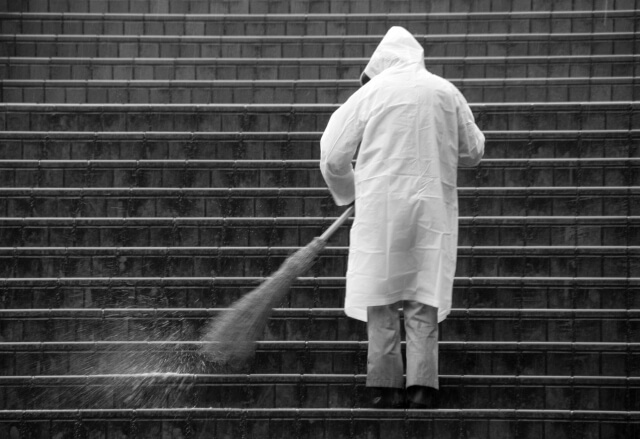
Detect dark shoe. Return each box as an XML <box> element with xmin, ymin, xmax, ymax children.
<box><xmin>406</xmin><ymin>385</ymin><xmax>438</xmax><ymax>409</ymax></box>
<box><xmin>369</xmin><ymin>387</ymin><xmax>406</xmax><ymax>409</ymax></box>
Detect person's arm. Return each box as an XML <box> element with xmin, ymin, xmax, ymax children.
<box><xmin>320</xmin><ymin>99</ymin><xmax>365</xmax><ymax>205</ymax></box>
<box><xmin>455</xmin><ymin>90</ymin><xmax>485</xmax><ymax>167</ymax></box>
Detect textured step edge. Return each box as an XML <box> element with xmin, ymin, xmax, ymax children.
<box><xmin>3</xmin><ymin>276</ymin><xmax>638</xmax><ymax>287</ymax></box>
<box><xmin>2</xmin><ymin>10</ymin><xmax>635</xmax><ymax>20</ymax></box>
<box><xmin>0</xmin><ymin>408</ymin><xmax>638</xmax><ymax>420</ymax></box>
<box><xmin>3</xmin><ymin>76</ymin><xmax>638</xmax><ymax>86</ymax></box>
<box><xmin>2</xmin><ymin>186</ymin><xmax>638</xmax><ymax>195</ymax></box>
<box><xmin>2</xmin><ymin>100</ymin><xmax>637</xmax><ymax>110</ymax></box>
<box><xmin>0</xmin><ymin>308</ymin><xmax>637</xmax><ymax>319</ymax></box>
<box><xmin>3</xmin><ymin>53</ymin><xmax>638</xmax><ymax>65</ymax></box>
<box><xmin>1</xmin><ymin>129</ymin><xmax>637</xmax><ymax>140</ymax></box>
<box><xmin>1</xmin><ymin>340</ymin><xmax>637</xmax><ymax>351</ymax></box>
<box><xmin>0</xmin><ymin>373</ymin><xmax>637</xmax><ymax>386</ymax></box>
<box><xmin>2</xmin><ymin>31</ymin><xmax>635</xmax><ymax>42</ymax></box>
<box><xmin>2</xmin><ymin>0</ymin><xmax>636</xmax><ymax>14</ymax></box>
<box><xmin>1</xmin><ymin>215</ymin><xmax>637</xmax><ymax>225</ymax></box>
<box><xmin>3</xmin><ymin>157</ymin><xmax>639</xmax><ymax>168</ymax></box>
<box><xmin>2</xmin><ymin>245</ymin><xmax>638</xmax><ymax>256</ymax></box>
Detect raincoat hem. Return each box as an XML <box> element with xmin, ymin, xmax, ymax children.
<box><xmin>346</xmin><ymin>297</ymin><xmax>449</xmax><ymax>323</ymax></box>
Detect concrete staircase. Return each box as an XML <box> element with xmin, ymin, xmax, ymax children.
<box><xmin>1</xmin><ymin>0</ymin><xmax>639</xmax><ymax>438</ymax></box>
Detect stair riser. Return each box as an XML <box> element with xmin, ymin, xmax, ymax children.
<box><xmin>3</xmin><ymin>0</ymin><xmax>637</xmax><ymax>13</ymax></box>
<box><xmin>3</xmin><ymin>107</ymin><xmax>637</xmax><ymax>131</ymax></box>
<box><xmin>1</xmin><ymin>316</ymin><xmax>636</xmax><ymax>343</ymax></box>
<box><xmin>2</xmin><ymin>14</ymin><xmax>634</xmax><ymax>36</ymax></box>
<box><xmin>2</xmin><ymin>137</ymin><xmax>637</xmax><ymax>160</ymax></box>
<box><xmin>3</xmin><ymin>284</ymin><xmax>637</xmax><ymax>310</ymax></box>
<box><xmin>0</xmin><ymin>416</ymin><xmax>635</xmax><ymax>439</ymax></box>
<box><xmin>3</xmin><ymin>59</ymin><xmax>637</xmax><ymax>80</ymax></box>
<box><xmin>2</xmin><ymin>223</ymin><xmax>636</xmax><ymax>247</ymax></box>
<box><xmin>1</xmin><ymin>165</ymin><xmax>637</xmax><ymax>188</ymax></box>
<box><xmin>3</xmin><ymin>38</ymin><xmax>636</xmax><ymax>58</ymax></box>
<box><xmin>2</xmin><ymin>348</ymin><xmax>637</xmax><ymax>377</ymax></box>
<box><xmin>1</xmin><ymin>193</ymin><xmax>638</xmax><ymax>217</ymax></box>
<box><xmin>1</xmin><ymin>381</ymin><xmax>637</xmax><ymax>410</ymax></box>
<box><xmin>2</xmin><ymin>253</ymin><xmax>639</xmax><ymax>278</ymax></box>
<box><xmin>3</xmin><ymin>82</ymin><xmax>638</xmax><ymax>104</ymax></box>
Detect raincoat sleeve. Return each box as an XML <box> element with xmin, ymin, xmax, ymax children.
<box><xmin>320</xmin><ymin>99</ymin><xmax>365</xmax><ymax>206</ymax></box>
<box><xmin>455</xmin><ymin>91</ymin><xmax>485</xmax><ymax>167</ymax></box>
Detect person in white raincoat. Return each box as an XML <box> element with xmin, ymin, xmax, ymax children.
<box><xmin>320</xmin><ymin>26</ymin><xmax>485</xmax><ymax>408</ymax></box>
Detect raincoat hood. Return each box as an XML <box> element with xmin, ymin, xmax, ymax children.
<box><xmin>360</xmin><ymin>26</ymin><xmax>425</xmax><ymax>85</ymax></box>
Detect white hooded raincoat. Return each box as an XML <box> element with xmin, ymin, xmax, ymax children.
<box><xmin>320</xmin><ymin>27</ymin><xmax>485</xmax><ymax>323</ymax></box>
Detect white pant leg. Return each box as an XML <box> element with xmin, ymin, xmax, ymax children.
<box><xmin>403</xmin><ymin>300</ymin><xmax>439</xmax><ymax>389</ymax></box>
<box><xmin>366</xmin><ymin>302</ymin><xmax>404</xmax><ymax>388</ymax></box>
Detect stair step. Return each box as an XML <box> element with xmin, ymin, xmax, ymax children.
<box><xmin>1</xmin><ymin>129</ymin><xmax>637</xmax><ymax>160</ymax></box>
<box><xmin>2</xmin><ymin>244</ymin><xmax>637</xmax><ymax>254</ymax></box>
<box><xmin>2</xmin><ymin>32</ymin><xmax>636</xmax><ymax>58</ymax></box>
<box><xmin>2</xmin><ymin>77</ymin><xmax>638</xmax><ymax>104</ymax></box>
<box><xmin>1</xmin><ymin>186</ymin><xmax>637</xmax><ymax>217</ymax></box>
<box><xmin>2</xmin><ymin>244</ymin><xmax>638</xmax><ymax>278</ymax></box>
<box><xmin>1</xmin><ymin>308</ymin><xmax>637</xmax><ymax>343</ymax></box>
<box><xmin>2</xmin><ymin>276</ymin><xmax>637</xmax><ymax>310</ymax></box>
<box><xmin>0</xmin><ymin>214</ymin><xmax>636</xmax><ymax>223</ymax></box>
<box><xmin>5</xmin><ymin>307</ymin><xmax>633</xmax><ymax>317</ymax></box>
<box><xmin>2</xmin><ymin>307</ymin><xmax>636</xmax><ymax>317</ymax></box>
<box><xmin>2</xmin><ymin>102</ymin><xmax>637</xmax><ymax>132</ymax></box>
<box><xmin>1</xmin><ymin>215</ymin><xmax>636</xmax><ymax>247</ymax></box>
<box><xmin>1</xmin><ymin>158</ymin><xmax>637</xmax><ymax>188</ymax></box>
<box><xmin>1</xmin><ymin>10</ymin><xmax>635</xmax><ymax>37</ymax></box>
<box><xmin>6</xmin><ymin>276</ymin><xmax>635</xmax><ymax>286</ymax></box>
<box><xmin>0</xmin><ymin>374</ymin><xmax>637</xmax><ymax>410</ymax></box>
<box><xmin>4</xmin><ymin>157</ymin><xmax>637</xmax><ymax>166</ymax></box>
<box><xmin>3</xmin><ymin>55</ymin><xmax>638</xmax><ymax>80</ymax></box>
<box><xmin>1</xmin><ymin>340</ymin><xmax>638</xmax><ymax>376</ymax></box>
<box><xmin>0</xmin><ymin>408</ymin><xmax>637</xmax><ymax>439</ymax></box>
<box><xmin>3</xmin><ymin>0</ymin><xmax>636</xmax><ymax>14</ymax></box>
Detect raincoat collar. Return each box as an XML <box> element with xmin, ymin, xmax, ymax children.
<box><xmin>360</xmin><ymin>26</ymin><xmax>425</xmax><ymax>85</ymax></box>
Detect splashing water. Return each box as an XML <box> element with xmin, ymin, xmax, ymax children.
<box><xmin>25</xmin><ymin>309</ymin><xmax>225</xmax><ymax>410</ymax></box>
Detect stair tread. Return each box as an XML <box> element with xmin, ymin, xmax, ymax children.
<box><xmin>3</xmin><ymin>157</ymin><xmax>639</xmax><ymax>166</ymax></box>
<box><xmin>3</xmin><ymin>10</ymin><xmax>635</xmax><ymax>18</ymax></box>
<box><xmin>4</xmin><ymin>31</ymin><xmax>635</xmax><ymax>39</ymax></box>
<box><xmin>1</xmin><ymin>215</ymin><xmax>637</xmax><ymax>223</ymax></box>
<box><xmin>2</xmin><ymin>128</ymin><xmax>637</xmax><ymax>138</ymax></box>
<box><xmin>4</xmin><ymin>0</ymin><xmax>633</xmax><ymax>14</ymax></box>
<box><xmin>4</xmin><ymin>276</ymin><xmax>638</xmax><ymax>285</ymax></box>
<box><xmin>3</xmin><ymin>100</ymin><xmax>636</xmax><ymax>108</ymax></box>
<box><xmin>2</xmin><ymin>307</ymin><xmax>638</xmax><ymax>317</ymax></box>
<box><xmin>2</xmin><ymin>245</ymin><xmax>639</xmax><ymax>253</ymax></box>
<box><xmin>1</xmin><ymin>373</ymin><xmax>637</xmax><ymax>384</ymax></box>
<box><xmin>0</xmin><ymin>407</ymin><xmax>638</xmax><ymax>418</ymax></box>
<box><xmin>3</xmin><ymin>53</ymin><xmax>637</xmax><ymax>64</ymax></box>
<box><xmin>5</xmin><ymin>76</ymin><xmax>639</xmax><ymax>84</ymax></box>
<box><xmin>2</xmin><ymin>340</ymin><xmax>638</xmax><ymax>349</ymax></box>
<box><xmin>1</xmin><ymin>186</ymin><xmax>637</xmax><ymax>194</ymax></box>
